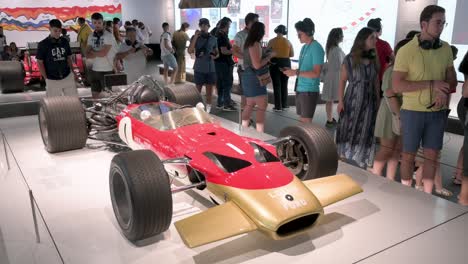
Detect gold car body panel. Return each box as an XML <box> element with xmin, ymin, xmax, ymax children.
<box><xmin>302</xmin><ymin>174</ymin><xmax>363</xmax><ymax>207</ymax></box>
<box><xmin>207</xmin><ymin>176</ymin><xmax>325</xmax><ymax>240</ymax></box>
<box><xmin>174</xmin><ymin>201</ymin><xmax>258</xmax><ymax>248</ymax></box>
<box><xmin>175</xmin><ymin>174</ymin><xmax>363</xmax><ymax>248</ymax></box>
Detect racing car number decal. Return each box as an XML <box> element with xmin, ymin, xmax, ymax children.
<box><xmin>268</xmin><ymin>186</ymin><xmax>308</xmax><ymax>211</ymax></box>
<box><xmin>118</xmin><ymin>117</ymin><xmax>141</xmax><ymax>150</ymax></box>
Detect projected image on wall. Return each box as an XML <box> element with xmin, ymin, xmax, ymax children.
<box><xmin>287</xmin><ymin>0</ymin><xmax>398</xmax><ymax>60</ymax></box>
<box><xmin>439</xmin><ymin>0</ymin><xmax>468</xmax><ymax>81</ymax></box>
<box><xmin>452</xmin><ymin>0</ymin><xmax>468</xmax><ymax>45</ymax></box>
<box><xmin>0</xmin><ymin>0</ymin><xmax>122</xmax><ymax>32</ymax></box>
<box><xmin>0</xmin><ymin>0</ymin><xmax>122</xmax><ymax>46</ymax></box>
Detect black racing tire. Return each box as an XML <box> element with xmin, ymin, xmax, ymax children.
<box><xmin>279</xmin><ymin>124</ymin><xmax>338</xmax><ymax>180</ymax></box>
<box><xmin>0</xmin><ymin>61</ymin><xmax>24</xmax><ymax>93</ymax></box>
<box><xmin>38</xmin><ymin>96</ymin><xmax>88</xmax><ymax>153</ymax></box>
<box><xmin>164</xmin><ymin>83</ymin><xmax>204</xmax><ymax>107</ymax></box>
<box><xmin>109</xmin><ymin>150</ymin><xmax>173</xmax><ymax>242</ymax></box>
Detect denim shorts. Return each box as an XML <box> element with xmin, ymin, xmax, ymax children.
<box><xmin>241</xmin><ymin>67</ymin><xmax>267</xmax><ymax>97</ymax></box>
<box><xmin>162</xmin><ymin>54</ymin><xmax>178</xmax><ymax>69</ymax></box>
<box><xmin>194</xmin><ymin>71</ymin><xmax>216</xmax><ymax>85</ymax></box>
<box><xmin>400</xmin><ymin>109</ymin><xmax>448</xmax><ymax>152</ymax></box>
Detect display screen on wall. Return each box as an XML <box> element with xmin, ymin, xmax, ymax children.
<box><xmin>439</xmin><ymin>0</ymin><xmax>467</xmax><ymax>81</ymax></box>
<box><xmin>288</xmin><ymin>0</ymin><xmax>398</xmax><ymax>60</ymax></box>
<box><xmin>174</xmin><ymin>0</ymin><xmax>289</xmax><ymax>42</ymax></box>
<box><xmin>178</xmin><ymin>0</ymin><xmax>230</xmax><ymax>9</ymax></box>
<box><xmin>0</xmin><ymin>0</ymin><xmax>121</xmax><ymax>46</ymax></box>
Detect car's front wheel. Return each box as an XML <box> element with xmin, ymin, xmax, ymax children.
<box><xmin>109</xmin><ymin>150</ymin><xmax>173</xmax><ymax>242</ymax></box>
<box><xmin>278</xmin><ymin>124</ymin><xmax>338</xmax><ymax>180</ymax></box>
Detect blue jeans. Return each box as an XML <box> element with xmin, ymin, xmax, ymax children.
<box><xmin>215</xmin><ymin>62</ymin><xmax>233</xmax><ymax>106</ymax></box>
<box><xmin>400</xmin><ymin>109</ymin><xmax>448</xmax><ymax>152</ymax></box>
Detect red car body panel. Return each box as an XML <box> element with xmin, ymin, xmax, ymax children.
<box><xmin>23</xmin><ymin>53</ymin><xmax>85</xmax><ymax>85</ymax></box>
<box><xmin>117</xmin><ymin>102</ymin><xmax>294</xmax><ymax>190</ymax></box>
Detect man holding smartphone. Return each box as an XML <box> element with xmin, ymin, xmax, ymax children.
<box><xmin>116</xmin><ymin>27</ymin><xmax>153</xmax><ymax>83</ymax></box>
<box><xmin>393</xmin><ymin>5</ymin><xmax>457</xmax><ymax>193</ymax></box>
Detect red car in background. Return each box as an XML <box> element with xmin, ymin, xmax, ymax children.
<box><xmin>23</xmin><ymin>42</ymin><xmax>86</xmax><ymax>86</ymax></box>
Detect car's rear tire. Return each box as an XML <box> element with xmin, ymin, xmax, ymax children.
<box><xmin>279</xmin><ymin>124</ymin><xmax>338</xmax><ymax>180</ymax></box>
<box><xmin>164</xmin><ymin>83</ymin><xmax>203</xmax><ymax>107</ymax></box>
<box><xmin>38</xmin><ymin>96</ymin><xmax>88</xmax><ymax>153</ymax></box>
<box><xmin>0</xmin><ymin>61</ymin><xmax>24</xmax><ymax>93</ymax></box>
<box><xmin>109</xmin><ymin>150</ymin><xmax>173</xmax><ymax>242</ymax></box>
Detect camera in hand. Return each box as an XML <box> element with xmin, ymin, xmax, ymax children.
<box><xmin>196</xmin><ymin>47</ymin><xmax>208</xmax><ymax>58</ymax></box>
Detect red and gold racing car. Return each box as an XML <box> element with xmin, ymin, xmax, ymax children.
<box><xmin>38</xmin><ymin>76</ymin><xmax>362</xmax><ymax>248</ymax></box>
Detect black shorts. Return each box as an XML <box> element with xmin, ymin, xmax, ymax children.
<box><xmin>194</xmin><ymin>71</ymin><xmax>216</xmax><ymax>86</ymax></box>
<box><xmin>90</xmin><ymin>70</ymin><xmax>114</xmax><ymax>93</ymax></box>
<box><xmin>296</xmin><ymin>92</ymin><xmax>319</xmax><ymax>118</ymax></box>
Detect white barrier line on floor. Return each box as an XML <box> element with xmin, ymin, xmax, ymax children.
<box><xmin>29</xmin><ymin>190</ymin><xmax>41</xmax><ymax>243</ymax></box>
<box><xmin>2</xmin><ymin>132</ymin><xmax>10</xmax><ymax>170</ymax></box>
<box><xmin>1</xmin><ymin>130</ymin><xmax>65</xmax><ymax>264</ymax></box>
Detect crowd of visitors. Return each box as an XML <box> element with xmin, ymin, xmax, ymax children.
<box><xmin>1</xmin><ymin>4</ymin><xmax>467</xmax><ymax>205</ymax></box>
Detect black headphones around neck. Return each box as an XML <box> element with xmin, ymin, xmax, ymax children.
<box><xmin>418</xmin><ymin>36</ymin><xmax>442</xmax><ymax>50</ymax></box>
<box><xmin>125</xmin><ymin>39</ymin><xmax>138</xmax><ymax>47</ymax></box>
<box><xmin>361</xmin><ymin>48</ymin><xmax>376</xmax><ymax>60</ymax></box>
<box><xmin>93</xmin><ymin>30</ymin><xmax>104</xmax><ymax>38</ymax></box>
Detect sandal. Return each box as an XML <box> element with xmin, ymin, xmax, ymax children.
<box><xmin>435</xmin><ymin>188</ymin><xmax>453</xmax><ymax>197</ymax></box>
<box><xmin>453</xmin><ymin>178</ymin><xmax>462</xmax><ymax>185</ymax></box>
<box><xmin>415</xmin><ymin>185</ymin><xmax>424</xmax><ymax>191</ymax></box>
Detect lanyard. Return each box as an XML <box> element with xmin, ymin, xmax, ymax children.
<box><xmin>299</xmin><ymin>42</ymin><xmax>313</xmax><ymax>71</ymax></box>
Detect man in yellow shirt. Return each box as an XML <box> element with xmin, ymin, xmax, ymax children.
<box><xmin>74</xmin><ymin>17</ymin><xmax>92</xmax><ymax>57</ymax></box>
<box><xmin>393</xmin><ymin>5</ymin><xmax>457</xmax><ymax>193</ymax></box>
<box><xmin>172</xmin><ymin>22</ymin><xmax>190</xmax><ymax>83</ymax></box>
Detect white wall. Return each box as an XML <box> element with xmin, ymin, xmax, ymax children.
<box><xmin>394</xmin><ymin>0</ymin><xmax>437</xmax><ymax>43</ymax></box>
<box><xmin>121</xmin><ymin>0</ymin><xmax>175</xmax><ymax>44</ymax></box>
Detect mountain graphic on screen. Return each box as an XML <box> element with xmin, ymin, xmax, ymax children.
<box><xmin>0</xmin><ymin>4</ymin><xmax>122</xmax><ymax>31</ymax></box>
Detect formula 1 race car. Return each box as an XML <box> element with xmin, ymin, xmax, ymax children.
<box><xmin>38</xmin><ymin>76</ymin><xmax>362</xmax><ymax>248</ymax></box>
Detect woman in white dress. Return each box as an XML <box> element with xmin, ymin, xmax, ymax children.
<box><xmin>322</xmin><ymin>28</ymin><xmax>345</xmax><ymax>127</ymax></box>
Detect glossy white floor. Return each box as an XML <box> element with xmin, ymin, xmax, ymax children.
<box><xmin>0</xmin><ymin>115</ymin><xmax>467</xmax><ymax>264</ymax></box>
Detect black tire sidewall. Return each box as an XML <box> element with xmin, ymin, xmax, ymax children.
<box><xmin>39</xmin><ymin>96</ymin><xmax>88</xmax><ymax>153</ymax></box>
<box><xmin>109</xmin><ymin>150</ymin><xmax>173</xmax><ymax>242</ymax></box>
<box><xmin>279</xmin><ymin>124</ymin><xmax>338</xmax><ymax>180</ymax></box>
<box><xmin>164</xmin><ymin>84</ymin><xmax>203</xmax><ymax>107</ymax></box>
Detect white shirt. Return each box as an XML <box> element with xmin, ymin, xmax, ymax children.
<box><xmin>160</xmin><ymin>32</ymin><xmax>173</xmax><ymax>57</ymax></box>
<box><xmin>118</xmin><ymin>40</ymin><xmax>147</xmax><ymax>83</ymax></box>
<box><xmin>233</xmin><ymin>29</ymin><xmax>248</xmax><ymax>67</ymax></box>
<box><xmin>140</xmin><ymin>26</ymin><xmax>152</xmax><ymax>44</ymax></box>
<box><xmin>87</xmin><ymin>30</ymin><xmax>117</xmax><ymax>72</ymax></box>
<box><xmin>135</xmin><ymin>28</ymin><xmax>145</xmax><ymax>43</ymax></box>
